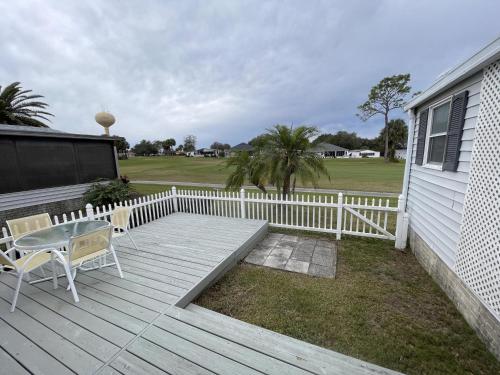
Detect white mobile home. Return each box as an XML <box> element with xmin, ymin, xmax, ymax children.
<box><xmin>402</xmin><ymin>36</ymin><xmax>500</xmax><ymax>358</ymax></box>
<box><xmin>394</xmin><ymin>148</ymin><xmax>406</xmax><ymax>160</ymax></box>
<box><xmin>348</xmin><ymin>149</ymin><xmax>380</xmax><ymax>158</ymax></box>
<box><xmin>311</xmin><ymin>143</ymin><xmax>349</xmax><ymax>158</ymax></box>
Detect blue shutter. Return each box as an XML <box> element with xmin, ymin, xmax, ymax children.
<box><xmin>443</xmin><ymin>91</ymin><xmax>469</xmax><ymax>171</ymax></box>
<box><xmin>415</xmin><ymin>108</ymin><xmax>429</xmax><ymax>166</ymax></box>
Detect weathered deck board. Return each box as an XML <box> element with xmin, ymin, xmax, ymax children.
<box><xmin>0</xmin><ymin>213</ymin><xmax>401</xmax><ymax>374</ymax></box>
<box><xmin>68</xmin><ymin>273</ymin><xmax>170</xmax><ymax>312</ymax></box>
<box><xmin>0</xmin><ymin>272</ymin><xmax>135</xmax><ymax>347</ymax></box>
<box><xmin>122</xmin><ymin>338</ymin><xmax>213</xmax><ymax>375</ymax></box>
<box><xmin>0</xmin><ymin>346</ymin><xmax>29</xmax><ymax>375</ymax></box>
<box><xmin>0</xmin><ymin>282</ymin><xmax>119</xmax><ymax>362</ymax></box>
<box><xmin>181</xmin><ymin>304</ymin><xmax>400</xmax><ymax>375</ymax></box>
<box><xmin>153</xmin><ymin>313</ymin><xmax>310</xmax><ymax>375</ymax></box>
<box><xmin>0</xmin><ymin>297</ymin><xmax>104</xmax><ymax>373</ymax></box>
<box><xmin>110</xmin><ymin>349</ymin><xmax>172</xmax><ymax>375</ymax></box>
<box><xmin>0</xmin><ymin>318</ymin><xmax>74</xmax><ymax>375</ymax></box>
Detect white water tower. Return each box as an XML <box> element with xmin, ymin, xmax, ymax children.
<box><xmin>95</xmin><ymin>111</ymin><xmax>116</xmax><ymax>135</ymax></box>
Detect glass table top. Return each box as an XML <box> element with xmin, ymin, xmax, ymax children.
<box><xmin>14</xmin><ymin>220</ymin><xmax>109</xmax><ymax>250</ymax></box>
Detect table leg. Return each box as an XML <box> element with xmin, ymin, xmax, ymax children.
<box><xmin>52</xmin><ymin>252</ymin><xmax>58</xmax><ymax>289</ymax></box>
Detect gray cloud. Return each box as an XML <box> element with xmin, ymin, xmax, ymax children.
<box><xmin>1</xmin><ymin>0</ymin><xmax>498</xmax><ymax>147</ymax></box>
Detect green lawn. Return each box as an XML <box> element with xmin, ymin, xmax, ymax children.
<box><xmin>120</xmin><ymin>157</ymin><xmax>405</xmax><ymax>193</ymax></box>
<box><xmin>196</xmin><ymin>232</ymin><xmax>500</xmax><ymax>375</ymax></box>
<box><xmin>130</xmin><ymin>183</ymin><xmax>217</xmax><ymax>196</ymax></box>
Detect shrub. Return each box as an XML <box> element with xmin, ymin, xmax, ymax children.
<box><xmin>83</xmin><ymin>179</ymin><xmax>138</xmax><ymax>208</ymax></box>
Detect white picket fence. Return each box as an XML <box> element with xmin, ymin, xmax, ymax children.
<box><xmin>1</xmin><ymin>187</ymin><xmax>409</xmax><ymax>250</ymax></box>
<box><xmin>175</xmin><ymin>188</ymin><xmax>408</xmax><ymax>248</ymax></box>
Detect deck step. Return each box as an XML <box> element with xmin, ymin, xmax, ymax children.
<box><xmin>176</xmin><ymin>304</ymin><xmax>402</xmax><ymax>375</ymax></box>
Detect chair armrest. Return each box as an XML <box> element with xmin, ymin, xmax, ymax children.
<box><xmin>18</xmin><ymin>248</ymin><xmax>56</xmax><ymax>272</ymax></box>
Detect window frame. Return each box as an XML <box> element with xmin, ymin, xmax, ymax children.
<box><xmin>422</xmin><ymin>96</ymin><xmax>452</xmax><ymax>170</ymax></box>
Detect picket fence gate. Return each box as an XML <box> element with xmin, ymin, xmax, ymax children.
<box><xmin>1</xmin><ymin>187</ymin><xmax>409</xmax><ymax>252</ymax></box>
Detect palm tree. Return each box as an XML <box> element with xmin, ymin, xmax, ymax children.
<box><xmin>226</xmin><ymin>151</ymin><xmax>269</xmax><ymax>193</ymax></box>
<box><xmin>226</xmin><ymin>125</ymin><xmax>329</xmax><ymax>196</ymax></box>
<box><xmin>0</xmin><ymin>82</ymin><xmax>53</xmax><ymax>127</ymax></box>
<box><xmin>266</xmin><ymin>125</ymin><xmax>329</xmax><ymax>195</ymax></box>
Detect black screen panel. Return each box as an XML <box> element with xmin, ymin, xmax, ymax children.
<box><xmin>76</xmin><ymin>142</ymin><xmax>116</xmax><ymax>182</ymax></box>
<box><xmin>0</xmin><ymin>139</ymin><xmax>21</xmax><ymax>194</ymax></box>
<box><xmin>16</xmin><ymin>139</ymin><xmax>79</xmax><ymax>189</ymax></box>
<box><xmin>0</xmin><ymin>135</ymin><xmax>117</xmax><ymax>194</ymax></box>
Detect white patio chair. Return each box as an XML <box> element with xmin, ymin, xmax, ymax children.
<box><xmin>0</xmin><ymin>247</ymin><xmax>77</xmax><ymax>312</ymax></box>
<box><xmin>62</xmin><ymin>224</ymin><xmax>123</xmax><ymax>294</ymax></box>
<box><xmin>6</xmin><ymin>213</ymin><xmax>53</xmax><ymax>279</ymax></box>
<box><xmin>6</xmin><ymin>213</ymin><xmax>53</xmax><ymax>241</ymax></box>
<box><xmin>111</xmin><ymin>206</ymin><xmax>138</xmax><ymax>250</ymax></box>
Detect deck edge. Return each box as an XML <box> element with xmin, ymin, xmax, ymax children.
<box><xmin>174</xmin><ymin>219</ymin><xmax>268</xmax><ymax>308</ymax></box>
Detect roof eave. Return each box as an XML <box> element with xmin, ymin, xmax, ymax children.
<box><xmin>404</xmin><ymin>36</ymin><xmax>500</xmax><ymax>111</ymax></box>
<box><xmin>0</xmin><ymin>128</ymin><xmax>119</xmax><ymax>141</ymax></box>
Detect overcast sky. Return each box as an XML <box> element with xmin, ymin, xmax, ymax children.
<box><xmin>1</xmin><ymin>1</ymin><xmax>499</xmax><ymax>148</ymax></box>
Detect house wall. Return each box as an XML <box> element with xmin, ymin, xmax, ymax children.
<box><xmin>407</xmin><ymin>64</ymin><xmax>500</xmax><ymax>359</ymax></box>
<box><xmin>406</xmin><ymin>70</ymin><xmax>483</xmax><ymax>267</ymax></box>
<box><xmin>455</xmin><ymin>60</ymin><xmax>500</xmax><ymax>320</ymax></box>
<box><xmin>0</xmin><ymin>184</ymin><xmax>91</xmax><ymax>228</ymax></box>
<box><xmin>0</xmin><ymin>198</ymin><xmax>83</xmax><ymax>231</ymax></box>
<box><xmin>0</xmin><ymin>184</ymin><xmax>93</xmax><ymax>229</ymax></box>
<box><xmin>349</xmin><ymin>151</ymin><xmax>379</xmax><ymax>158</ymax></box>
<box><xmin>349</xmin><ymin>150</ymin><xmax>380</xmax><ymax>158</ymax></box>
<box><xmin>409</xmin><ymin>228</ymin><xmax>500</xmax><ymax>359</ymax></box>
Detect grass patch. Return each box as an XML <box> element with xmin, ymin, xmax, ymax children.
<box><xmin>121</xmin><ymin>157</ymin><xmax>405</xmax><ymax>193</ymax></box>
<box><xmin>130</xmin><ymin>183</ymin><xmax>216</xmax><ymax>196</ymax></box>
<box><xmin>196</xmin><ymin>234</ymin><xmax>500</xmax><ymax>375</ymax></box>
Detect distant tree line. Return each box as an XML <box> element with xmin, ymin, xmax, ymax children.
<box><xmin>122</xmin><ymin>135</ymin><xmax>233</xmax><ymax>157</ymax></box>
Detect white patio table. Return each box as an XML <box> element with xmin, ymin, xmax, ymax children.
<box><xmin>14</xmin><ymin>220</ymin><xmax>109</xmax><ymax>285</ymax></box>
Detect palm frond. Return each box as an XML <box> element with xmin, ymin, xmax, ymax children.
<box><xmin>7</xmin><ymin>115</ymin><xmax>50</xmax><ymax>127</ymax></box>
<box><xmin>0</xmin><ymin>82</ymin><xmax>53</xmax><ymax>127</ymax></box>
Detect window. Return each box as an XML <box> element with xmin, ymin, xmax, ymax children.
<box><xmin>425</xmin><ymin>100</ymin><xmax>450</xmax><ymax>166</ymax></box>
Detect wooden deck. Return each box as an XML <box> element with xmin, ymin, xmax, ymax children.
<box><xmin>0</xmin><ymin>213</ymin><xmax>401</xmax><ymax>375</ymax></box>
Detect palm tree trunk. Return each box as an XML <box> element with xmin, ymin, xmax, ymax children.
<box><xmin>282</xmin><ymin>174</ymin><xmax>291</xmax><ymax>197</ymax></box>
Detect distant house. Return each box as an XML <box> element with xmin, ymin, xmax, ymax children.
<box><xmin>348</xmin><ymin>149</ymin><xmax>380</xmax><ymax>158</ymax></box>
<box><xmin>311</xmin><ymin>143</ymin><xmax>348</xmax><ymax>158</ymax></box>
<box><xmin>395</xmin><ymin>149</ymin><xmax>407</xmax><ymax>160</ymax></box>
<box><xmin>401</xmin><ymin>36</ymin><xmax>500</xmax><ymax>358</ymax></box>
<box><xmin>197</xmin><ymin>148</ymin><xmax>218</xmax><ymax>157</ymax></box>
<box><xmin>229</xmin><ymin>142</ymin><xmax>254</xmax><ymax>157</ymax></box>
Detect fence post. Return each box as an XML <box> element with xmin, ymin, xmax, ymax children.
<box><xmin>2</xmin><ymin>227</ymin><xmax>14</xmax><ymax>259</ymax></box>
<box><xmin>172</xmin><ymin>186</ymin><xmax>178</xmax><ymax>212</ymax></box>
<box><xmin>400</xmin><ymin>213</ymin><xmax>409</xmax><ymax>248</ymax></box>
<box><xmin>240</xmin><ymin>188</ymin><xmax>246</xmax><ymax>219</ymax></box>
<box><xmin>336</xmin><ymin>193</ymin><xmax>343</xmax><ymax>240</ymax></box>
<box><xmin>85</xmin><ymin>203</ymin><xmax>95</xmax><ymax>220</ymax></box>
<box><xmin>395</xmin><ymin>194</ymin><xmax>407</xmax><ymax>249</ymax></box>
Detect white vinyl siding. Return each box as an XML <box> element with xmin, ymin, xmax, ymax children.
<box><xmin>0</xmin><ymin>183</ymin><xmax>94</xmax><ymax>211</ymax></box>
<box><xmin>407</xmin><ymin>71</ymin><xmax>483</xmax><ymax>267</ymax></box>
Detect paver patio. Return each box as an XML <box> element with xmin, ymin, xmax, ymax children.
<box><xmin>245</xmin><ymin>233</ymin><xmax>337</xmax><ymax>278</ymax></box>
